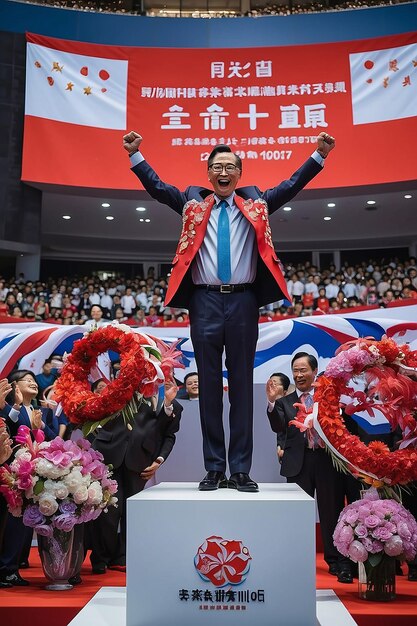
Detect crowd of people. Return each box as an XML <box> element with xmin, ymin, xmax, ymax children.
<box><xmin>245</xmin><ymin>0</ymin><xmax>408</xmax><ymax>17</ymax></box>
<box><xmin>0</xmin><ymin>256</ymin><xmax>416</xmax><ymax>326</ymax></box>
<box><xmin>21</xmin><ymin>0</ymin><xmax>411</xmax><ymax>17</ymax></box>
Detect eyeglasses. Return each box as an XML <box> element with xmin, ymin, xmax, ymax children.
<box><xmin>209</xmin><ymin>164</ymin><xmax>240</xmax><ymax>174</ymax></box>
<box><xmin>19</xmin><ymin>378</ymin><xmax>38</xmax><ymax>385</ymax></box>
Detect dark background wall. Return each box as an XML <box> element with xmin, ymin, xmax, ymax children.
<box><xmin>0</xmin><ymin>30</ymin><xmax>41</xmax><ymax>248</ymax></box>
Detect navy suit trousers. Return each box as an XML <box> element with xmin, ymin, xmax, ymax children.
<box><xmin>189</xmin><ymin>287</ymin><xmax>259</xmax><ymax>475</ymax></box>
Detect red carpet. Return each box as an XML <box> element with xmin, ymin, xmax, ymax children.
<box><xmin>1</xmin><ymin>549</ymin><xmax>416</xmax><ymax>626</ymax></box>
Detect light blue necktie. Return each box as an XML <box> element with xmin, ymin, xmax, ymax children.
<box><xmin>302</xmin><ymin>392</ymin><xmax>314</xmax><ymax>410</ymax></box>
<box><xmin>217</xmin><ymin>200</ymin><xmax>231</xmax><ymax>283</ymax></box>
<box><xmin>302</xmin><ymin>392</ymin><xmax>320</xmax><ymax>448</ymax></box>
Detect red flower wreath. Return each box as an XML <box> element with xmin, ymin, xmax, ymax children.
<box><xmin>307</xmin><ymin>338</ymin><xmax>417</xmax><ymax>488</ymax></box>
<box><xmin>54</xmin><ymin>324</ymin><xmax>181</xmax><ymax>434</ymax></box>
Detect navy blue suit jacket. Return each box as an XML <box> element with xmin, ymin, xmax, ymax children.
<box><xmin>267</xmin><ymin>391</ymin><xmax>306</xmax><ymax>478</ymax></box>
<box><xmin>1</xmin><ymin>404</ymin><xmax>58</xmax><ymax>442</ymax></box>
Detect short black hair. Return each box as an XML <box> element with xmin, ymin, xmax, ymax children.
<box><xmin>184</xmin><ymin>371</ymin><xmax>198</xmax><ymax>384</ymax></box>
<box><xmin>8</xmin><ymin>369</ymin><xmax>37</xmax><ymax>385</ymax></box>
<box><xmin>6</xmin><ymin>369</ymin><xmax>38</xmax><ymax>404</ymax></box>
<box><xmin>207</xmin><ymin>145</ymin><xmax>242</xmax><ymax>171</ymax></box>
<box><xmin>269</xmin><ymin>372</ymin><xmax>290</xmax><ymax>391</ymax></box>
<box><xmin>291</xmin><ymin>352</ymin><xmax>318</xmax><ymax>371</ymax></box>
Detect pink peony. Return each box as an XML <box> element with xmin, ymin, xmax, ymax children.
<box><xmin>384</xmin><ymin>535</ymin><xmax>404</xmax><ymax>557</ymax></box>
<box><xmin>397</xmin><ymin>521</ymin><xmax>412</xmax><ymax>541</ymax></box>
<box><xmin>372</xmin><ymin>526</ymin><xmax>393</xmax><ymax>541</ymax></box>
<box><xmin>339</xmin><ymin>525</ymin><xmax>354</xmax><ymax>544</ymax></box>
<box><xmin>348</xmin><ymin>540</ymin><xmax>368</xmax><ymax>563</ymax></box>
<box><xmin>344</xmin><ymin>509</ymin><xmax>359</xmax><ymax>525</ymax></box>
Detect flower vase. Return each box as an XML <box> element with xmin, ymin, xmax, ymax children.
<box><xmin>38</xmin><ymin>524</ymin><xmax>84</xmax><ymax>591</ymax></box>
<box><xmin>358</xmin><ymin>554</ymin><xmax>396</xmax><ymax>601</ymax></box>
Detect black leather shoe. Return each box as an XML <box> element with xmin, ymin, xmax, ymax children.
<box><xmin>328</xmin><ymin>563</ymin><xmax>339</xmax><ymax>576</ymax></box>
<box><xmin>198</xmin><ymin>471</ymin><xmax>228</xmax><ymax>491</ymax></box>
<box><xmin>68</xmin><ymin>574</ymin><xmax>82</xmax><ymax>585</ymax></box>
<box><xmin>228</xmin><ymin>473</ymin><xmax>259</xmax><ymax>493</ymax></box>
<box><xmin>19</xmin><ymin>561</ymin><xmax>30</xmax><ymax>569</ymax></box>
<box><xmin>337</xmin><ymin>568</ymin><xmax>353</xmax><ymax>584</ymax></box>
<box><xmin>1</xmin><ymin>572</ymin><xmax>30</xmax><ymax>586</ymax></box>
<box><xmin>408</xmin><ymin>567</ymin><xmax>417</xmax><ymax>581</ymax></box>
<box><xmin>92</xmin><ymin>565</ymin><xmax>107</xmax><ymax>575</ymax></box>
<box><xmin>0</xmin><ymin>580</ymin><xmax>13</xmax><ymax>588</ymax></box>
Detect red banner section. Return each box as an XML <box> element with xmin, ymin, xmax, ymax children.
<box><xmin>22</xmin><ymin>32</ymin><xmax>417</xmax><ymax>191</ymax></box>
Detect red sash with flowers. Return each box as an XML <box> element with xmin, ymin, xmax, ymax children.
<box><xmin>164</xmin><ymin>194</ymin><xmax>290</xmax><ymax>306</ymax></box>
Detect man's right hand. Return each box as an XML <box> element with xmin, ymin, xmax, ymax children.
<box><xmin>123</xmin><ymin>131</ymin><xmax>142</xmax><ymax>156</ymax></box>
<box><xmin>0</xmin><ymin>378</ymin><xmax>12</xmax><ymax>410</ymax></box>
<box><xmin>266</xmin><ymin>378</ymin><xmax>285</xmax><ymax>403</ymax></box>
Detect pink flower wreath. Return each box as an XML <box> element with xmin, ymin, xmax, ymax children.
<box><xmin>311</xmin><ymin>337</ymin><xmax>417</xmax><ymax>488</ymax></box>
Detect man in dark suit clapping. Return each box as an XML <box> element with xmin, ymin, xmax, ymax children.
<box><xmin>266</xmin><ymin>352</ymin><xmax>353</xmax><ymax>583</ymax></box>
<box><xmin>88</xmin><ymin>379</ymin><xmax>182</xmax><ymax>575</ymax></box>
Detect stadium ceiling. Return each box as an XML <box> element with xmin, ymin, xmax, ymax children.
<box><xmin>38</xmin><ymin>181</ymin><xmax>417</xmax><ymax>262</ymax></box>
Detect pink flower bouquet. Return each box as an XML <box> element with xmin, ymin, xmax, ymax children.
<box><xmin>0</xmin><ymin>426</ymin><xmax>117</xmax><ymax>536</ymax></box>
<box><xmin>333</xmin><ymin>488</ymin><xmax>417</xmax><ymax>564</ymax></box>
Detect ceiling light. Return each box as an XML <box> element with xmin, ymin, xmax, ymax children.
<box><xmin>145</xmin><ymin>218</ymin><xmax>151</xmax><ymax>223</ymax></box>
<box><xmin>404</xmin><ymin>194</ymin><xmax>412</xmax><ymax>199</ymax></box>
<box><xmin>283</xmin><ymin>206</ymin><xmax>292</xmax><ymax>212</ymax></box>
<box><xmin>136</xmin><ymin>206</ymin><xmax>146</xmax><ymax>212</ymax></box>
<box><xmin>324</xmin><ymin>216</ymin><xmax>332</xmax><ymax>221</ymax></box>
<box><xmin>62</xmin><ymin>215</ymin><xmax>71</xmax><ymax>220</ymax></box>
<box><xmin>101</xmin><ymin>202</ymin><xmax>110</xmax><ymax>208</ymax></box>
<box><xmin>106</xmin><ymin>216</ymin><xmax>114</xmax><ymax>221</ymax></box>
<box><xmin>366</xmin><ymin>200</ymin><xmax>376</xmax><ymax>205</ymax></box>
<box><xmin>139</xmin><ymin>218</ymin><xmax>144</xmax><ymax>222</ymax></box>
<box><xmin>327</xmin><ymin>202</ymin><xmax>336</xmax><ymax>208</ymax></box>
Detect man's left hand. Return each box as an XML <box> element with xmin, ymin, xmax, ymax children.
<box><xmin>140</xmin><ymin>461</ymin><xmax>160</xmax><ymax>480</ymax></box>
<box><xmin>164</xmin><ymin>378</ymin><xmax>179</xmax><ymax>406</ymax></box>
<box><xmin>316</xmin><ymin>132</ymin><xmax>335</xmax><ymax>159</ymax></box>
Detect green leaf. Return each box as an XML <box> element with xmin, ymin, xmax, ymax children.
<box><xmin>33</xmin><ymin>479</ymin><xmax>44</xmax><ymax>496</ymax></box>
<box><xmin>368</xmin><ymin>552</ymin><xmax>383</xmax><ymax>568</ymax></box>
<box><xmin>81</xmin><ymin>415</ymin><xmax>116</xmax><ymax>437</ymax></box>
<box><xmin>143</xmin><ymin>346</ymin><xmax>162</xmax><ymax>361</ymax></box>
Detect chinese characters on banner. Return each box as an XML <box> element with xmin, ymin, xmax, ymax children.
<box><xmin>22</xmin><ymin>32</ymin><xmax>417</xmax><ymax>190</ymax></box>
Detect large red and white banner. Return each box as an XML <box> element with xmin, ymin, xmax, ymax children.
<box><xmin>22</xmin><ymin>31</ymin><xmax>417</xmax><ymax>191</ymax></box>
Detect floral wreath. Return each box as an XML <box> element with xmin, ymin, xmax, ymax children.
<box><xmin>55</xmin><ymin>323</ymin><xmax>182</xmax><ymax>435</ymax></box>
<box><xmin>294</xmin><ymin>337</ymin><xmax>417</xmax><ymax>489</ymax></box>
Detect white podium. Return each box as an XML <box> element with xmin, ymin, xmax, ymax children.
<box><xmin>126</xmin><ymin>482</ymin><xmax>316</xmax><ymax>626</ymax></box>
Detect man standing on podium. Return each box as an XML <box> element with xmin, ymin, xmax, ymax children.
<box><xmin>123</xmin><ymin>130</ymin><xmax>335</xmax><ymax>492</ymax></box>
